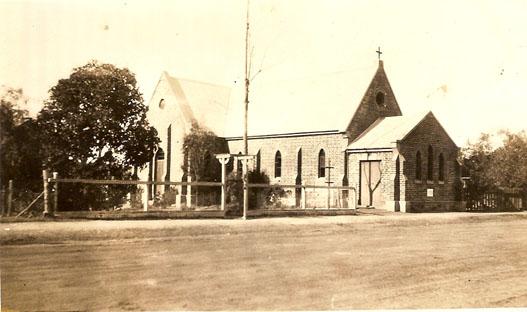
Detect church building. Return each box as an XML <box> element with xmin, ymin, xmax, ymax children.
<box><xmin>141</xmin><ymin>58</ymin><xmax>462</xmax><ymax>212</ymax></box>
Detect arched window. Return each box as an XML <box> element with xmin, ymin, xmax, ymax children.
<box><xmin>295</xmin><ymin>149</ymin><xmax>302</xmax><ymax>207</ymax></box>
<box><xmin>236</xmin><ymin>152</ymin><xmax>242</xmax><ymax>174</ymax></box>
<box><xmin>318</xmin><ymin>149</ymin><xmax>326</xmax><ymax>178</ymax></box>
<box><xmin>147</xmin><ymin>159</ymin><xmax>153</xmax><ymax>200</ymax></box>
<box><xmin>427</xmin><ymin>145</ymin><xmax>434</xmax><ymax>181</ymax></box>
<box><xmin>274</xmin><ymin>151</ymin><xmax>282</xmax><ymax>178</ymax></box>
<box><xmin>415</xmin><ymin>151</ymin><xmax>422</xmax><ymax>180</ymax></box>
<box><xmin>255</xmin><ymin>150</ymin><xmax>261</xmax><ymax>173</ymax></box>
<box><xmin>154</xmin><ymin>148</ymin><xmax>165</xmax><ymax>194</ymax></box>
<box><xmin>297</xmin><ymin>148</ymin><xmax>302</xmax><ymax>180</ymax></box>
<box><xmin>438</xmin><ymin>153</ymin><xmax>445</xmax><ymax>182</ymax></box>
<box><xmin>156</xmin><ymin>148</ymin><xmax>165</xmax><ymax>160</ymax></box>
<box><xmin>394</xmin><ymin>156</ymin><xmax>400</xmax><ymax>201</ymax></box>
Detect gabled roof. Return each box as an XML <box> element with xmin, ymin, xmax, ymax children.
<box><xmin>221</xmin><ymin>64</ymin><xmax>376</xmax><ymax>137</ymax></box>
<box><xmin>155</xmin><ymin>61</ymin><xmax>398</xmax><ymax>138</ymax></box>
<box><xmin>347</xmin><ymin>111</ymin><xmax>432</xmax><ymax>150</ymax></box>
<box><xmin>344</xmin><ymin>60</ymin><xmax>402</xmax><ymax>141</ymax></box>
<box><xmin>163</xmin><ymin>72</ymin><xmax>231</xmax><ymax>136</ymax></box>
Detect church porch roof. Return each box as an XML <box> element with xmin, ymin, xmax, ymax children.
<box><xmin>346</xmin><ymin>111</ymin><xmax>432</xmax><ymax>150</ymax></box>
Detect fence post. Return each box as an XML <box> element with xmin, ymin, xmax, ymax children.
<box><xmin>216</xmin><ymin>154</ymin><xmax>231</xmax><ymax>213</ymax></box>
<box><xmin>143</xmin><ymin>183</ymin><xmax>149</xmax><ymax>212</ymax></box>
<box><xmin>186</xmin><ymin>163</ymin><xmax>192</xmax><ymax>208</ymax></box>
<box><xmin>221</xmin><ymin>164</ymin><xmax>226</xmax><ymax>212</ymax></box>
<box><xmin>7</xmin><ymin>180</ymin><xmax>13</xmax><ymax>216</ymax></box>
<box><xmin>186</xmin><ymin>176</ymin><xmax>192</xmax><ymax>209</ymax></box>
<box><xmin>243</xmin><ymin>160</ymin><xmax>248</xmax><ymax>220</ymax></box>
<box><xmin>42</xmin><ymin>170</ymin><xmax>50</xmax><ymax>216</ymax></box>
<box><xmin>52</xmin><ymin>172</ymin><xmax>59</xmax><ymax>212</ymax></box>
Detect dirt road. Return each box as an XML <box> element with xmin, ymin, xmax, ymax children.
<box><xmin>1</xmin><ymin>213</ymin><xmax>527</xmax><ymax>310</ymax></box>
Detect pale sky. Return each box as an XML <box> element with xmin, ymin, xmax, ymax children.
<box><xmin>1</xmin><ymin>0</ymin><xmax>526</xmax><ymax>146</ymax></box>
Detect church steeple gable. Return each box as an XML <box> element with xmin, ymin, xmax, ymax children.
<box><xmin>346</xmin><ymin>55</ymin><xmax>402</xmax><ymax>142</ymax></box>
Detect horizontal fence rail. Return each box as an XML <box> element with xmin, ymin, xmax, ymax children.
<box><xmin>51</xmin><ymin>178</ymin><xmax>222</xmax><ymax>187</ymax></box>
<box><xmin>248</xmin><ymin>183</ymin><xmax>358</xmax><ymax>190</ymax></box>
<box><xmin>36</xmin><ymin>164</ymin><xmax>365</xmax><ymax>219</ymax></box>
<box><xmin>48</xmin><ymin>177</ymin><xmax>224</xmax><ymax>213</ymax></box>
<box><xmin>247</xmin><ymin>183</ymin><xmax>357</xmax><ymax>211</ymax></box>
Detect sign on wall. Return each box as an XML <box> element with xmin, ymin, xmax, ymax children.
<box><xmin>427</xmin><ymin>188</ymin><xmax>434</xmax><ymax>197</ymax></box>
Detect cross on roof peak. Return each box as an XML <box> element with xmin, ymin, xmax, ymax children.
<box><xmin>376</xmin><ymin>47</ymin><xmax>383</xmax><ymax>60</ymax></box>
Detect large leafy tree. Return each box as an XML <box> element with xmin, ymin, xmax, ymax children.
<box><xmin>1</xmin><ymin>87</ymin><xmax>43</xmax><ymax>192</ymax></box>
<box><xmin>38</xmin><ymin>61</ymin><xmax>159</xmax><ymax>209</ymax></box>
<box><xmin>487</xmin><ymin>131</ymin><xmax>527</xmax><ymax>190</ymax></box>
<box><xmin>461</xmin><ymin>133</ymin><xmax>495</xmax><ymax>194</ymax></box>
<box><xmin>462</xmin><ymin>130</ymin><xmax>527</xmax><ymax>194</ymax></box>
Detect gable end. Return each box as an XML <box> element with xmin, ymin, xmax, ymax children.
<box><xmin>346</xmin><ymin>60</ymin><xmax>402</xmax><ymax>142</ymax></box>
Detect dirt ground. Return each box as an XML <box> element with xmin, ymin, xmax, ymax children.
<box><xmin>1</xmin><ymin>212</ymin><xmax>527</xmax><ymax>311</ymax></box>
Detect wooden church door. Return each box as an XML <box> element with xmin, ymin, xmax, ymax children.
<box><xmin>359</xmin><ymin>160</ymin><xmax>383</xmax><ymax>207</ymax></box>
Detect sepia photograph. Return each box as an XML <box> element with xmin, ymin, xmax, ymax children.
<box><xmin>1</xmin><ymin>0</ymin><xmax>526</xmax><ymax>310</ymax></box>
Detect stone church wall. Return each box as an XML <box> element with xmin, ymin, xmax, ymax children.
<box><xmin>227</xmin><ymin>133</ymin><xmax>348</xmax><ymax>185</ymax></box>
<box><xmin>140</xmin><ymin>63</ymin><xmax>461</xmax><ymax>213</ymax></box>
<box><xmin>398</xmin><ymin>114</ymin><xmax>461</xmax><ymax>212</ymax></box>
<box><xmin>227</xmin><ymin>133</ymin><xmax>349</xmax><ymax>207</ymax></box>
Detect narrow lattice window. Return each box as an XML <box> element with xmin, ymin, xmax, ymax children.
<box><xmin>236</xmin><ymin>152</ymin><xmax>242</xmax><ymax>174</ymax></box>
<box><xmin>275</xmin><ymin>151</ymin><xmax>282</xmax><ymax>178</ymax></box>
<box><xmin>416</xmin><ymin>151</ymin><xmax>422</xmax><ymax>180</ymax></box>
<box><xmin>439</xmin><ymin>153</ymin><xmax>445</xmax><ymax>182</ymax></box>
<box><xmin>427</xmin><ymin>145</ymin><xmax>434</xmax><ymax>181</ymax></box>
<box><xmin>156</xmin><ymin>148</ymin><xmax>165</xmax><ymax>160</ymax></box>
<box><xmin>255</xmin><ymin>150</ymin><xmax>261</xmax><ymax>173</ymax></box>
<box><xmin>297</xmin><ymin>149</ymin><xmax>302</xmax><ymax>180</ymax></box>
<box><xmin>318</xmin><ymin>149</ymin><xmax>326</xmax><ymax>178</ymax></box>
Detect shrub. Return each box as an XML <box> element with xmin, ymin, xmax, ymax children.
<box><xmin>153</xmin><ymin>186</ymin><xmax>179</xmax><ymax>208</ymax></box>
<box><xmin>225</xmin><ymin>169</ymin><xmax>288</xmax><ymax>214</ymax></box>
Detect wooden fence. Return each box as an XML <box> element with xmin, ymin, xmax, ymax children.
<box><xmin>247</xmin><ymin>183</ymin><xmax>357</xmax><ymax>210</ymax></box>
<box><xmin>1</xmin><ymin>180</ymin><xmax>44</xmax><ymax>217</ymax></box>
<box><xmin>466</xmin><ymin>190</ymin><xmax>525</xmax><ymax>212</ymax></box>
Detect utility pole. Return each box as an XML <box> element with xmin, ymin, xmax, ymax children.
<box><xmin>244</xmin><ymin>0</ymin><xmax>250</xmax><ymax>156</ymax></box>
<box><xmin>242</xmin><ymin>0</ymin><xmax>250</xmax><ymax>220</ymax></box>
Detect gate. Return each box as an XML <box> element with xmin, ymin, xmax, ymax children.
<box><xmin>466</xmin><ymin>189</ymin><xmax>525</xmax><ymax>212</ymax></box>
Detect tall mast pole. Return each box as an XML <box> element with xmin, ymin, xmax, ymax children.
<box><xmin>244</xmin><ymin>0</ymin><xmax>250</xmax><ymax>155</ymax></box>
<box><xmin>242</xmin><ymin>0</ymin><xmax>250</xmax><ymax>220</ymax></box>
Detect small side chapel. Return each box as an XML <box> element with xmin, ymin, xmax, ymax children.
<box><xmin>140</xmin><ymin>57</ymin><xmax>462</xmax><ymax>212</ymax></box>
